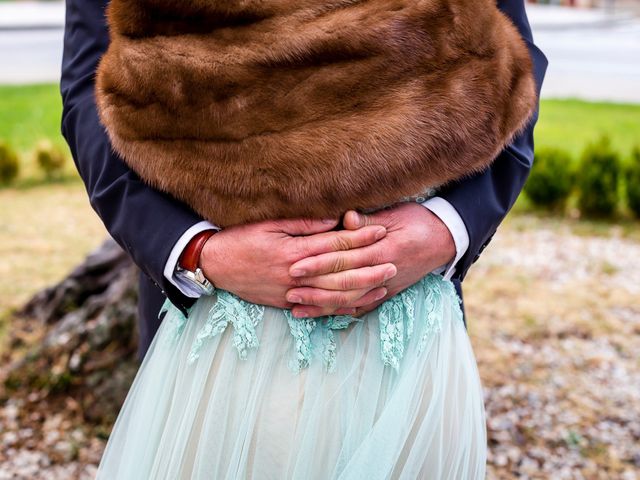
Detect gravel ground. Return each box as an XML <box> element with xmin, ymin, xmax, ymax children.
<box><xmin>466</xmin><ymin>217</ymin><xmax>640</xmax><ymax>479</ymax></box>
<box><xmin>1</xmin><ymin>215</ymin><xmax>639</xmax><ymax>479</ymax></box>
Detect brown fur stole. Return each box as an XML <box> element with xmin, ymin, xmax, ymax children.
<box><xmin>96</xmin><ymin>0</ymin><xmax>537</xmax><ymax>227</ymax></box>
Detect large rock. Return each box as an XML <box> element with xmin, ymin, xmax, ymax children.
<box><xmin>1</xmin><ymin>238</ymin><xmax>140</xmax><ymax>425</ymax></box>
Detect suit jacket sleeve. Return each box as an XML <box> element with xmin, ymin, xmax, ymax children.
<box><xmin>439</xmin><ymin>0</ymin><xmax>549</xmax><ymax>280</ymax></box>
<box><xmin>60</xmin><ymin>0</ymin><xmax>201</xmax><ymax>312</ymax></box>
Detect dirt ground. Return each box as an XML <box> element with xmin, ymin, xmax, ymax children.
<box><xmin>467</xmin><ymin>215</ymin><xmax>640</xmax><ymax>479</ymax></box>
<box><xmin>0</xmin><ymin>191</ymin><xmax>638</xmax><ymax>478</ymax></box>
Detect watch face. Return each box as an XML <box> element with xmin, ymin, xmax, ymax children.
<box><xmin>175</xmin><ymin>268</ymin><xmax>215</xmax><ymax>295</ymax></box>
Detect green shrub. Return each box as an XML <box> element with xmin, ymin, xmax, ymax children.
<box><xmin>525</xmin><ymin>147</ymin><xmax>574</xmax><ymax>210</ymax></box>
<box><xmin>35</xmin><ymin>140</ymin><xmax>66</xmax><ymax>179</ymax></box>
<box><xmin>626</xmin><ymin>146</ymin><xmax>640</xmax><ymax>218</ymax></box>
<box><xmin>0</xmin><ymin>141</ymin><xmax>19</xmax><ymax>185</ymax></box>
<box><xmin>577</xmin><ymin>136</ymin><xmax>621</xmax><ymax>218</ymax></box>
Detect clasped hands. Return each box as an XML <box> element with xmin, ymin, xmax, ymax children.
<box><xmin>199</xmin><ymin>202</ymin><xmax>456</xmax><ymax>318</ymax></box>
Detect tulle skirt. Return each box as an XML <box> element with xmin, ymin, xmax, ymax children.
<box><xmin>97</xmin><ymin>274</ymin><xmax>487</xmax><ymax>479</ymax></box>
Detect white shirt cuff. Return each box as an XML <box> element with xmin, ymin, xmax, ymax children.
<box><xmin>163</xmin><ymin>220</ymin><xmax>220</xmax><ymax>298</ymax></box>
<box><xmin>421</xmin><ymin>197</ymin><xmax>469</xmax><ymax>281</ymax></box>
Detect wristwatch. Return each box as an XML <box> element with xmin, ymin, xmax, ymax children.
<box><xmin>175</xmin><ymin>229</ymin><xmax>217</xmax><ymax>296</ymax></box>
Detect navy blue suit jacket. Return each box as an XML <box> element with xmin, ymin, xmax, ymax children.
<box><xmin>61</xmin><ymin>0</ymin><xmax>548</xmax><ymax>358</ymax></box>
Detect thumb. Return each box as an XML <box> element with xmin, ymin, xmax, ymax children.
<box><xmin>272</xmin><ymin>217</ymin><xmax>339</xmax><ymax>236</ymax></box>
<box><xmin>343</xmin><ymin>210</ymin><xmax>382</xmax><ymax>230</ymax></box>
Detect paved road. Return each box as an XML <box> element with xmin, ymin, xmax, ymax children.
<box><xmin>0</xmin><ymin>29</ymin><xmax>63</xmax><ymax>84</ymax></box>
<box><xmin>532</xmin><ymin>5</ymin><xmax>640</xmax><ymax>103</ymax></box>
<box><xmin>0</xmin><ymin>3</ymin><xmax>638</xmax><ymax>103</ymax></box>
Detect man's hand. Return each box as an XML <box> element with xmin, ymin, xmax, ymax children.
<box><xmin>199</xmin><ymin>218</ymin><xmax>393</xmax><ymax>315</ymax></box>
<box><xmin>286</xmin><ymin>203</ymin><xmax>456</xmax><ymax>317</ymax></box>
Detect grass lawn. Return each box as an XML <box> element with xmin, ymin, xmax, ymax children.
<box><xmin>0</xmin><ymin>84</ymin><xmax>71</xmax><ymax>181</ymax></box>
<box><xmin>1</xmin><ymin>84</ymin><xmax>640</xmax><ymax>184</ymax></box>
<box><xmin>536</xmin><ymin>99</ymin><xmax>640</xmax><ymax>160</ymax></box>
<box><xmin>0</xmin><ymin>183</ymin><xmax>105</xmax><ymax>316</ymax></box>
<box><xmin>0</xmin><ymin>84</ymin><xmax>65</xmax><ymax>152</ymax></box>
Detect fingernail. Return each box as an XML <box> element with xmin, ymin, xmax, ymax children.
<box><xmin>375</xmin><ymin>288</ymin><xmax>387</xmax><ymax>301</ymax></box>
<box><xmin>287</xmin><ymin>294</ymin><xmax>302</xmax><ymax>303</ymax></box>
<box><xmin>290</xmin><ymin>269</ymin><xmax>306</xmax><ymax>277</ymax></box>
<box><xmin>352</xmin><ymin>212</ymin><xmax>362</xmax><ymax>226</ymax></box>
<box><xmin>383</xmin><ymin>267</ymin><xmax>396</xmax><ymax>281</ymax></box>
<box><xmin>294</xmin><ymin>310</ymin><xmax>308</xmax><ymax>318</ymax></box>
<box><xmin>374</xmin><ymin>227</ymin><xmax>386</xmax><ymax>241</ymax></box>
<box><xmin>322</xmin><ymin>218</ymin><xmax>337</xmax><ymax>224</ymax></box>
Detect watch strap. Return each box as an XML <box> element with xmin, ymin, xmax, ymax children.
<box><xmin>178</xmin><ymin>229</ymin><xmax>217</xmax><ymax>272</ymax></box>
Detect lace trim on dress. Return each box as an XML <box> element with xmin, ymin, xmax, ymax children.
<box><xmin>159</xmin><ymin>274</ymin><xmax>463</xmax><ymax>374</ymax></box>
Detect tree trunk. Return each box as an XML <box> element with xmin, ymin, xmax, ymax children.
<box><xmin>1</xmin><ymin>238</ymin><xmax>140</xmax><ymax>426</ymax></box>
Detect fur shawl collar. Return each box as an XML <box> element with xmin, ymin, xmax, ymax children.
<box><xmin>96</xmin><ymin>0</ymin><xmax>536</xmax><ymax>227</ymax></box>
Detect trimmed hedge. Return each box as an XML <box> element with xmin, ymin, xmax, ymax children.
<box><xmin>34</xmin><ymin>140</ymin><xmax>66</xmax><ymax>179</ymax></box>
<box><xmin>0</xmin><ymin>141</ymin><xmax>19</xmax><ymax>185</ymax></box>
<box><xmin>627</xmin><ymin>146</ymin><xmax>640</xmax><ymax>218</ymax></box>
<box><xmin>576</xmin><ymin>136</ymin><xmax>621</xmax><ymax>218</ymax></box>
<box><xmin>525</xmin><ymin>147</ymin><xmax>574</xmax><ymax>210</ymax></box>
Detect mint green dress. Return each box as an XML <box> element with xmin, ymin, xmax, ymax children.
<box><xmin>97</xmin><ymin>273</ymin><xmax>486</xmax><ymax>479</ymax></box>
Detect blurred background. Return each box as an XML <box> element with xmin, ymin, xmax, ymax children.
<box><xmin>0</xmin><ymin>0</ymin><xmax>639</xmax><ymax>478</ymax></box>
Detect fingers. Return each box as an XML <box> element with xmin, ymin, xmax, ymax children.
<box><xmin>287</xmin><ymin>286</ymin><xmax>387</xmax><ymax>318</ymax></box>
<box><xmin>272</xmin><ymin>218</ymin><xmax>339</xmax><ymax>236</ymax></box>
<box><xmin>352</xmin><ymin>287</ymin><xmax>403</xmax><ymax>317</ymax></box>
<box><xmin>292</xmin><ymin>305</ymin><xmax>359</xmax><ymax>318</ymax></box>
<box><xmin>290</xmin><ymin>243</ymin><xmax>388</xmax><ymax>277</ymax></box>
<box><xmin>353</xmin><ymin>298</ymin><xmax>386</xmax><ymax>318</ymax></box>
<box><xmin>290</xmin><ymin>286</ymin><xmax>387</xmax><ymax>318</ymax></box>
<box><xmin>294</xmin><ymin>224</ymin><xmax>386</xmax><ymax>258</ymax></box>
<box><xmin>291</xmin><ymin>263</ymin><xmax>397</xmax><ymax>290</ymax></box>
